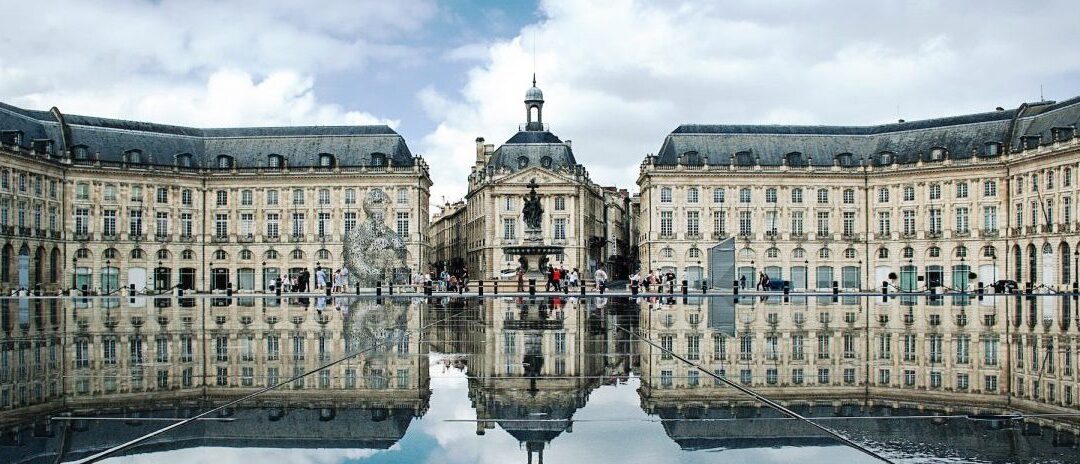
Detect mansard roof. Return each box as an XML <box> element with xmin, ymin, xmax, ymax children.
<box><xmin>0</xmin><ymin>101</ymin><xmax>415</xmax><ymax>168</ymax></box>
<box><xmin>656</xmin><ymin>96</ymin><xmax>1080</xmax><ymax>167</ymax></box>
<box><xmin>488</xmin><ymin>130</ymin><xmax>578</xmax><ymax>172</ymax></box>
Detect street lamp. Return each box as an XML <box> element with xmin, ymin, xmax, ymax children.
<box><xmin>71</xmin><ymin>257</ymin><xmax>77</xmax><ymax>292</ymax></box>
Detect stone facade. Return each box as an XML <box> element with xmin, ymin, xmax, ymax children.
<box><xmin>0</xmin><ymin>103</ymin><xmax>431</xmax><ymax>293</ymax></box>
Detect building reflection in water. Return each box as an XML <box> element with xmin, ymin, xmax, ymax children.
<box><xmin>0</xmin><ymin>294</ymin><xmax>1077</xmax><ymax>463</ymax></box>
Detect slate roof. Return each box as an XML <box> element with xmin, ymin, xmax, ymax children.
<box><xmin>655</xmin><ymin>96</ymin><xmax>1080</xmax><ymax>167</ymax></box>
<box><xmin>0</xmin><ymin>101</ymin><xmax>415</xmax><ymax>168</ymax></box>
<box><xmin>487</xmin><ymin>130</ymin><xmax>578</xmax><ymax>172</ymax></box>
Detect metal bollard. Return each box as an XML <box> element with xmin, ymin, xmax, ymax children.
<box><xmin>580</xmin><ymin>283</ymin><xmax>586</xmax><ymax>296</ymax></box>
<box><xmin>733</xmin><ymin>281</ymin><xmax>739</xmax><ymax>296</ymax></box>
<box><xmin>599</xmin><ymin>281</ymin><xmax>606</xmax><ymax>294</ymax></box>
<box><xmin>376</xmin><ymin>281</ymin><xmax>382</xmax><ymax>296</ymax></box>
<box><xmin>831</xmin><ymin>280</ymin><xmax>838</xmax><ymax>303</ymax></box>
<box><xmin>227</xmin><ymin>284</ymin><xmax>233</xmax><ymax>297</ymax></box>
<box><xmin>276</xmin><ymin>284</ymin><xmax>282</xmax><ymax>297</ymax></box>
<box><xmin>631</xmin><ymin>281</ymin><xmax>639</xmax><ymax>296</ymax></box>
<box><xmin>493</xmin><ymin>280</ymin><xmax>498</xmax><ymax>295</ymax></box>
<box><xmin>389</xmin><ymin>282</ymin><xmax>394</xmax><ymax>296</ymax></box>
<box><xmin>325</xmin><ymin>287</ymin><xmax>331</xmax><ymax>297</ymax></box>
<box><xmin>701</xmin><ymin>281</ymin><xmax>708</xmax><ymax>295</ymax></box>
<box><xmin>356</xmin><ymin>285</ymin><xmax>361</xmax><ymax>295</ymax></box>
<box><xmin>478</xmin><ymin>280</ymin><xmax>484</xmax><ymax>296</ymax></box>
<box><xmin>681</xmin><ymin>280</ymin><xmax>688</xmax><ymax>295</ymax></box>
<box><xmin>783</xmin><ymin>282</ymin><xmax>790</xmax><ymax>303</ymax></box>
<box><xmin>881</xmin><ymin>281</ymin><xmax>888</xmax><ymax>303</ymax></box>
<box><xmin>977</xmin><ymin>281</ymin><xmax>984</xmax><ymax>301</ymax></box>
<box><xmin>424</xmin><ymin>280</ymin><xmax>432</xmax><ymax>296</ymax></box>
<box><xmin>529</xmin><ymin>279</ymin><xmax>536</xmax><ymax>296</ymax></box>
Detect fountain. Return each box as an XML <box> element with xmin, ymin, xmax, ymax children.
<box><xmin>503</xmin><ymin>178</ymin><xmax>564</xmax><ymax>278</ymax></box>
<box><xmin>342</xmin><ymin>189</ymin><xmax>409</xmax><ymax>286</ymax></box>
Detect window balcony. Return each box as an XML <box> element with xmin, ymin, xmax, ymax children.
<box><xmin>178</xmin><ymin>234</ymin><xmax>196</xmax><ymax>243</ymax></box>
<box><xmin>1010</xmin><ymin>226</ymin><xmax>1022</xmax><ymax>237</ymax></box>
<box><xmin>289</xmin><ymin>234</ymin><xmax>306</xmax><ymax>242</ymax></box>
<box><xmin>74</xmin><ymin>232</ymin><xmax>91</xmax><ymax>241</ymax></box>
<box><xmin>211</xmin><ymin>235</ymin><xmax>230</xmax><ymax>243</ymax></box>
<box><xmin>35</xmin><ymin>228</ymin><xmax>47</xmax><ymax>238</ymax></box>
<box><xmin>154</xmin><ymin>234</ymin><xmax>171</xmax><ymax>242</ymax></box>
<box><xmin>952</xmin><ymin>229</ymin><xmax>970</xmax><ymax>238</ymax></box>
<box><xmin>50</xmin><ymin>230</ymin><xmax>61</xmax><ymax>240</ymax></box>
<box><xmin>102</xmin><ymin>233</ymin><xmax>119</xmax><ymax>241</ymax></box>
<box><xmin>685</xmin><ymin>233</ymin><xmax>702</xmax><ymax>240</ymax></box>
<box><xmin>842</xmin><ymin>232</ymin><xmax>858</xmax><ymax>241</ymax></box>
<box><xmin>816</xmin><ymin>231</ymin><xmax>831</xmax><ymax>240</ymax></box>
<box><xmin>237</xmin><ymin>234</ymin><xmax>255</xmax><ymax>243</ymax></box>
<box><xmin>1040</xmin><ymin>224</ymin><xmax>1053</xmax><ymax>233</ymax></box>
<box><xmin>264</xmin><ymin>234</ymin><xmax>280</xmax><ymax>243</ymax></box>
<box><xmin>19</xmin><ymin>226</ymin><xmax>32</xmax><ymax>236</ymax></box>
<box><xmin>926</xmin><ymin>231</ymin><xmax>942</xmax><ymax>239</ymax></box>
<box><xmin>129</xmin><ymin>233</ymin><xmax>143</xmax><ymax>241</ymax></box>
<box><xmin>765</xmin><ymin>231</ymin><xmax>778</xmax><ymax>240</ymax></box>
<box><xmin>1025</xmin><ymin>225</ymin><xmax>1038</xmax><ymax>234</ymax></box>
<box><xmin>980</xmin><ymin>229</ymin><xmax>999</xmax><ymax>238</ymax></box>
<box><xmin>900</xmin><ymin>232</ymin><xmax>916</xmax><ymax>239</ymax></box>
<box><xmin>711</xmin><ymin>231</ymin><xmax>729</xmax><ymax>240</ymax></box>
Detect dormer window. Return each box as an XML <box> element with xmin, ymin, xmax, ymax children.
<box><xmin>929</xmin><ymin>147</ymin><xmax>946</xmax><ymax>161</ymax></box>
<box><xmin>0</xmin><ymin>130</ymin><xmax>23</xmax><ymax>146</ymax></box>
<box><xmin>517</xmin><ymin>156</ymin><xmax>529</xmax><ymax>169</ymax></box>
<box><xmin>877</xmin><ymin>151</ymin><xmax>894</xmax><ymax>166</ymax></box>
<box><xmin>217</xmin><ymin>155</ymin><xmax>234</xmax><ymax>169</ymax></box>
<box><xmin>540</xmin><ymin>156</ymin><xmax>552</xmax><ymax>168</ymax></box>
<box><xmin>1051</xmin><ymin>127</ymin><xmax>1075</xmax><ymax>142</ymax></box>
<box><xmin>682</xmin><ymin>151</ymin><xmax>701</xmax><ymax>166</ymax></box>
<box><xmin>125</xmin><ymin>149</ymin><xmax>143</xmax><ymax>164</ymax></box>
<box><xmin>72</xmin><ymin>145</ymin><xmax>89</xmax><ymax>160</ymax></box>
<box><xmin>1022</xmin><ymin>135</ymin><xmax>1041</xmax><ymax>150</ymax></box>
<box><xmin>370</xmin><ymin>153</ymin><xmax>387</xmax><ymax>167</ymax></box>
<box><xmin>176</xmin><ymin>153</ymin><xmax>193</xmax><ymax>168</ymax></box>
<box><xmin>835</xmin><ymin>152</ymin><xmax>853</xmax><ymax>167</ymax></box>
<box><xmin>785</xmin><ymin>152</ymin><xmax>805</xmax><ymax>167</ymax></box>
<box><xmin>735</xmin><ymin>151</ymin><xmax>754</xmax><ymax>166</ymax></box>
<box><xmin>267</xmin><ymin>154</ymin><xmax>284</xmax><ymax>168</ymax></box>
<box><xmin>32</xmin><ymin>139</ymin><xmax>53</xmax><ymax>156</ymax></box>
<box><xmin>984</xmin><ymin>142</ymin><xmax>1001</xmax><ymax>156</ymax></box>
<box><xmin>318</xmin><ymin>153</ymin><xmax>336</xmax><ymax>168</ymax></box>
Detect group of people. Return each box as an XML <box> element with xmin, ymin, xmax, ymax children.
<box><xmin>273</xmin><ymin>266</ymin><xmax>351</xmax><ymax>293</ymax></box>
<box><xmin>419</xmin><ymin>268</ymin><xmax>470</xmax><ymax>292</ymax></box>
<box><xmin>541</xmin><ymin>266</ymin><xmax>582</xmax><ymax>292</ymax></box>
<box><xmin>631</xmin><ymin>269</ymin><xmax>678</xmax><ymax>292</ymax></box>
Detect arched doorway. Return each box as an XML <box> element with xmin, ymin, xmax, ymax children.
<box><xmin>33</xmin><ymin>246</ymin><xmax>45</xmax><ymax>287</ymax></box>
<box><xmin>49</xmin><ymin>247</ymin><xmax>60</xmax><ymax>283</ymax></box>
<box><xmin>18</xmin><ymin>244</ymin><xmax>30</xmax><ymax>289</ymax></box>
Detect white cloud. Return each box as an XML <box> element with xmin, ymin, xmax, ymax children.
<box><xmin>418</xmin><ymin>0</ymin><xmax>1080</xmax><ymax>204</ymax></box>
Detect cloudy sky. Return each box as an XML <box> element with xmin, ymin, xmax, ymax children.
<box><xmin>3</xmin><ymin>0</ymin><xmax>1080</xmax><ymax>209</ymax></box>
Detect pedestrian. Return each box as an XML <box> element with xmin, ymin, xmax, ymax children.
<box><xmin>739</xmin><ymin>274</ymin><xmax>747</xmax><ymax>290</ymax></box>
<box><xmin>517</xmin><ymin>268</ymin><xmax>525</xmax><ymax>292</ymax></box>
<box><xmin>569</xmin><ymin>268</ymin><xmax>579</xmax><ymax>289</ymax></box>
<box><xmin>552</xmin><ymin>267</ymin><xmax>562</xmax><ymax>292</ymax></box>
<box><xmin>594</xmin><ymin>266</ymin><xmax>609</xmax><ymax>291</ymax></box>
<box><xmin>643</xmin><ymin>270</ymin><xmax>653</xmax><ymax>292</ymax></box>
<box><xmin>316</xmin><ymin>267</ymin><xmax>327</xmax><ymax>290</ymax></box>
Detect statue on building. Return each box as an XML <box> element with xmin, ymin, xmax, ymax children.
<box><xmin>343</xmin><ymin>189</ymin><xmax>408</xmax><ymax>286</ymax></box>
<box><xmin>522</xmin><ymin>178</ymin><xmax>543</xmax><ymax>230</ymax></box>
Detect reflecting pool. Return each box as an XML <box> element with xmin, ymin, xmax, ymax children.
<box><xmin>1</xmin><ymin>294</ymin><xmax>1078</xmax><ymax>463</ymax></box>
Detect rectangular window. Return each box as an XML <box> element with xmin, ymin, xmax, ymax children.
<box><xmin>842</xmin><ymin>189</ymin><xmax>854</xmax><ymax>204</ymax></box>
<box><xmin>554</xmin><ymin>196</ymin><xmax>566</xmax><ymax>210</ymax></box>
<box><xmin>956</xmin><ymin>182</ymin><xmax>968</xmax><ymax>198</ymax></box>
<box><xmin>103</xmin><ymin>184</ymin><xmax>116</xmax><ymax>202</ymax></box>
<box><xmin>817</xmin><ymin>189</ymin><xmax>829</xmax><ymax>204</ymax></box>
<box><xmin>216</xmin><ymin>190</ymin><xmax>227</xmax><ymax>206</ymax></box>
<box><xmin>713</xmin><ymin>188</ymin><xmax>725</xmax><ymax>203</ymax></box>
<box><xmin>76</xmin><ymin>183</ymin><xmax>90</xmax><ymax>201</ymax></box>
<box><xmin>554</xmin><ymin>218</ymin><xmax>567</xmax><ymax>240</ymax></box>
<box><xmin>317</xmin><ymin>212</ymin><xmax>331</xmax><ymax>237</ymax></box>
<box><xmin>503</xmin><ymin>218</ymin><xmax>516</xmax><ymax>240</ymax></box>
<box><xmin>397</xmin><ymin>188</ymin><xmax>408</xmax><ymax>204</ymax></box>
<box><xmin>791</xmin><ymin>335</ymin><xmax>804</xmax><ymax>360</ymax></box>
<box><xmin>266</xmin><ymin>213</ymin><xmax>279</xmax><ymax>237</ymax></box>
<box><xmin>156</xmin><ymin>212</ymin><xmax>169</xmax><ymax>236</ymax></box>
<box><xmin>791</xmin><ymin>211</ymin><xmax>803</xmax><ymax>235</ymax></box>
<box><xmin>928</xmin><ymin>208</ymin><xmax>942</xmax><ymax>234</ymax></box>
<box><xmin>765</xmin><ymin>188</ymin><xmax>777</xmax><ymax>203</ymax></box>
<box><xmin>267</xmin><ymin>190</ymin><xmax>279</xmax><ymax>205</ymax></box>
<box><xmin>343</xmin><ymin>212</ymin><xmax>356</xmax><ymax>234</ymax></box>
<box><xmin>292</xmin><ymin>189</ymin><xmax>304</xmax><ymax>206</ymax></box>
<box><xmin>740</xmin><ymin>188</ymin><xmax>751</xmax><ymax>203</ymax></box>
<box><xmin>816</xmin><ymin>211</ymin><xmax>830</xmax><ymax>235</ymax></box>
<box><xmin>983</xmin><ymin>206</ymin><xmax>997</xmax><ymax>232</ymax></box>
<box><xmin>1065</xmin><ymin>197</ymin><xmax>1072</xmax><ymax>224</ymax></box>
<box><xmin>240</xmin><ymin>190</ymin><xmax>253</xmax><ymax>205</ymax></box>
<box><xmin>817</xmin><ymin>335</ymin><xmax>830</xmax><ymax>359</ymax></box>
<box><xmin>955</xmin><ymin>207</ymin><xmax>969</xmax><ymax>233</ymax></box>
<box><xmin>660</xmin><ymin>211</ymin><xmax>673</xmax><ymax>236</ymax></box>
<box><xmin>215</xmin><ymin>213</ymin><xmax>228</xmax><ymax>237</ymax></box>
<box><xmin>102</xmin><ymin>210</ymin><xmax>117</xmax><ymax>236</ymax></box>
<box><xmin>791</xmin><ymin>188</ymin><xmax>803</xmax><ymax>204</ymax></box>
<box><xmin>842</xmin><ymin>211</ymin><xmax>855</xmax><ymax>236</ymax></box>
<box><xmin>181</xmin><ymin>189</ymin><xmax>192</xmax><ymax>206</ymax></box>
<box><xmin>241</xmin><ymin>213</ymin><xmax>254</xmax><ymax>236</ymax></box>
<box><xmin>983</xmin><ymin>180</ymin><xmax>996</xmax><ymax>197</ymax></box>
<box><xmin>688</xmin><ymin>187</ymin><xmax>700</xmax><ymax>203</ymax></box>
<box><xmin>291</xmin><ymin>212</ymin><xmax>304</xmax><ymax>237</ymax></box>
<box><xmin>129</xmin><ymin>209</ymin><xmax>142</xmax><ymax>236</ymax></box>
<box><xmin>660</xmin><ymin>188</ymin><xmax>672</xmax><ymax>203</ymax></box>
<box><xmin>739</xmin><ymin>211</ymin><xmax>752</xmax><ymax>235</ymax></box>
<box><xmin>319</xmin><ymin>189</ymin><xmax>331</xmax><ymax>205</ymax></box>
<box><xmin>929</xmin><ymin>184</ymin><xmax>941</xmax><ymax>200</ymax></box>
<box><xmin>712</xmin><ymin>210</ymin><xmax>725</xmax><ymax>235</ymax></box>
<box><xmin>878</xmin><ymin>187</ymin><xmax>889</xmax><ymax>203</ymax></box>
<box><xmin>174</xmin><ymin>212</ymin><xmax>189</xmax><ymax>237</ymax></box>
<box><xmin>395</xmin><ymin>212</ymin><xmax>409</xmax><ymax>238</ymax></box>
<box><xmin>878</xmin><ymin>211</ymin><xmax>891</xmax><ymax>235</ymax></box>
<box><xmin>686</xmin><ymin>211</ymin><xmax>699</xmax><ymax>236</ymax></box>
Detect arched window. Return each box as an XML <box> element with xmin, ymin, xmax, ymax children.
<box><xmin>955</xmin><ymin>246</ymin><xmax>968</xmax><ymax>258</ymax></box>
<box><xmin>929</xmin><ymin>147</ymin><xmax>946</xmax><ymax>161</ymax></box>
<box><xmin>213</xmin><ymin>249</ymin><xmax>227</xmax><ymax>260</ymax></box>
<box><xmin>1061</xmin><ymin>242</ymin><xmax>1072</xmax><ymax>284</ymax></box>
<box><xmin>265</xmin><ymin>250</ymin><xmax>279</xmax><ymax>260</ymax></box>
<box><xmin>318</xmin><ymin>153</ymin><xmax>335</xmax><ymax>168</ymax></box>
<box><xmin>818</xmin><ymin>248</ymin><xmax>831</xmax><ymax>259</ymax></box>
<box><xmin>982</xmin><ymin>246</ymin><xmax>996</xmax><ymax>258</ymax></box>
<box><xmin>878</xmin><ymin>151</ymin><xmax>894</xmax><ymax>166</ymax></box>
<box><xmin>181</xmin><ymin>249</ymin><xmax>195</xmax><ymax>260</ymax></box>
<box><xmin>792</xmin><ymin>248</ymin><xmax>806</xmax><ymax>259</ymax></box>
<box><xmin>1027</xmin><ymin>244</ymin><xmax>1038</xmax><ymax>284</ymax></box>
<box><xmin>217</xmin><ymin>155</ymin><xmax>233</xmax><ymax>169</ymax></box>
<box><xmin>902</xmin><ymin>247</ymin><xmax>914</xmax><ymax>259</ymax></box>
<box><xmin>1012</xmin><ymin>244</ymin><xmax>1022</xmax><ymax>281</ymax></box>
<box><xmin>291</xmin><ymin>249</ymin><xmax>305</xmax><ymax>260</ymax></box>
<box><xmin>268</xmin><ymin>154</ymin><xmax>284</xmax><ymax>168</ymax></box>
<box><xmin>157</xmin><ymin>249</ymin><xmax>170</xmax><ymax>260</ymax></box>
<box><xmin>76</xmin><ymin>248</ymin><xmax>91</xmax><ymax>259</ymax></box>
<box><xmin>239</xmin><ymin>250</ymin><xmax>253</xmax><ymax>260</ymax></box>
<box><xmin>766</xmin><ymin>247</ymin><xmax>780</xmax><ymax>259</ymax></box>
<box><xmin>878</xmin><ymin>248</ymin><xmax>889</xmax><ymax>259</ymax></box>
<box><xmin>739</xmin><ymin>248</ymin><xmax>756</xmax><ymax>260</ymax></box>
<box><xmin>660</xmin><ymin>247</ymin><xmax>674</xmax><ymax>259</ymax></box>
<box><xmin>928</xmin><ymin>246</ymin><xmax>941</xmax><ymax>258</ymax></box>
<box><xmin>317</xmin><ymin>249</ymin><xmax>331</xmax><ymax>260</ymax></box>
<box><xmin>103</xmin><ymin>248</ymin><xmax>119</xmax><ymax>260</ymax></box>
<box><xmin>844</xmin><ymin>248</ymin><xmax>857</xmax><ymax>259</ymax></box>
<box><xmin>130</xmin><ymin>249</ymin><xmax>144</xmax><ymax>259</ymax></box>
<box><xmin>687</xmin><ymin>248</ymin><xmax>701</xmax><ymax>259</ymax></box>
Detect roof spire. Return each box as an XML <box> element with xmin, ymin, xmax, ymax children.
<box><xmin>532</xmin><ymin>73</ymin><xmax>536</xmax><ymax>87</ymax></box>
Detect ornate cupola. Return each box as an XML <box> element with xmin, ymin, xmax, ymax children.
<box><xmin>524</xmin><ymin>74</ymin><xmax>544</xmax><ymax>131</ymax></box>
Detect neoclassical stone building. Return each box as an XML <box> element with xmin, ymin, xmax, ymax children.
<box><xmin>637</xmin><ymin>97</ymin><xmax>1080</xmax><ymax>304</ymax></box>
<box><xmin>458</xmin><ymin>78</ymin><xmax>630</xmax><ymax>279</ymax></box>
<box><xmin>0</xmin><ymin>102</ymin><xmax>431</xmax><ymax>293</ymax></box>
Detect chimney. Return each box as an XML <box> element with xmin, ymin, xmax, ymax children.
<box><xmin>565</xmin><ymin>139</ymin><xmax>572</xmax><ymax>149</ymax></box>
<box><xmin>475</xmin><ymin>137</ymin><xmax>486</xmax><ymax>164</ymax></box>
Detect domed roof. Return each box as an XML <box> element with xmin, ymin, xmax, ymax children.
<box><xmin>525</xmin><ymin>85</ymin><xmax>543</xmax><ymax>102</ymax></box>
<box><xmin>525</xmin><ymin>74</ymin><xmax>544</xmax><ymax>102</ymax></box>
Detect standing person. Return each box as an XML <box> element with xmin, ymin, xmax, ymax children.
<box><xmin>552</xmin><ymin>267</ymin><xmax>562</xmax><ymax>292</ymax></box>
<box><xmin>630</xmin><ymin>271</ymin><xmax>641</xmax><ymax>292</ymax></box>
<box><xmin>461</xmin><ymin>269</ymin><xmax>470</xmax><ymax>292</ymax></box>
<box><xmin>643</xmin><ymin>270</ymin><xmax>652</xmax><ymax>292</ymax></box>
<box><xmin>594</xmin><ymin>266</ymin><xmax>609</xmax><ymax>291</ymax></box>
<box><xmin>739</xmin><ymin>274</ymin><xmax>747</xmax><ymax>290</ymax></box>
<box><xmin>516</xmin><ymin>268</ymin><xmax>525</xmax><ymax>292</ymax></box>
<box><xmin>302</xmin><ymin>269</ymin><xmax>311</xmax><ymax>292</ymax></box>
<box><xmin>340</xmin><ymin>266</ymin><xmax>350</xmax><ymax>293</ymax></box>
<box><xmin>316</xmin><ymin>267</ymin><xmax>327</xmax><ymax>290</ymax></box>
<box><xmin>569</xmin><ymin>268</ymin><xmax>579</xmax><ymax>290</ymax></box>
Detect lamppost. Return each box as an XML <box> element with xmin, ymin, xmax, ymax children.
<box><xmin>1074</xmin><ymin>250</ymin><xmax>1078</xmax><ymax>287</ymax></box>
<box><xmin>71</xmin><ymin>257</ymin><xmax>77</xmax><ymax>293</ymax></box>
<box><xmin>157</xmin><ymin>261</ymin><xmax>163</xmax><ymax>292</ymax></box>
<box><xmin>104</xmin><ymin>259</ymin><xmax>111</xmax><ymax>294</ymax></box>
<box><xmin>208</xmin><ymin>261</ymin><xmax>214</xmax><ymax>292</ymax></box>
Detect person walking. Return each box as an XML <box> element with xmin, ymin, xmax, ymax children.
<box><xmin>594</xmin><ymin>266</ymin><xmax>609</xmax><ymax>291</ymax></box>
